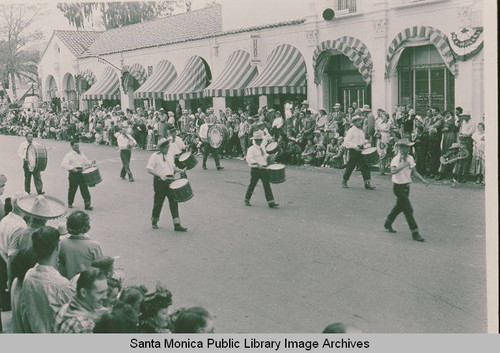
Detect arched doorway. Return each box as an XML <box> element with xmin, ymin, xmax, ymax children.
<box><xmin>62</xmin><ymin>73</ymin><xmax>77</xmax><ymax>110</ymax></box>
<box><xmin>313</xmin><ymin>37</ymin><xmax>372</xmax><ymax>112</ymax></box>
<box><xmin>45</xmin><ymin>75</ymin><xmax>60</xmax><ymax>112</ymax></box>
<box><xmin>385</xmin><ymin>26</ymin><xmax>457</xmax><ymax>116</ymax></box>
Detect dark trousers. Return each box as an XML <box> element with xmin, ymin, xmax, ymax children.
<box><xmin>245</xmin><ymin>168</ymin><xmax>275</xmax><ymax>203</ymax></box>
<box><xmin>428</xmin><ymin>138</ymin><xmax>441</xmax><ymax>175</ymax></box>
<box><xmin>415</xmin><ymin>139</ymin><xmax>429</xmax><ymax>176</ymax></box>
<box><xmin>68</xmin><ymin>171</ymin><xmax>91</xmax><ymax>207</ymax></box>
<box><xmin>387</xmin><ymin>183</ymin><xmax>418</xmax><ymax>232</ymax></box>
<box><xmin>23</xmin><ymin>161</ymin><xmax>43</xmax><ymax>194</ymax></box>
<box><xmin>120</xmin><ymin>149</ymin><xmax>133</xmax><ymax>179</ymax></box>
<box><xmin>202</xmin><ymin>142</ymin><xmax>220</xmax><ymax>167</ymax></box>
<box><xmin>152</xmin><ymin>177</ymin><xmax>179</xmax><ymax>222</ymax></box>
<box><xmin>0</xmin><ymin>256</ymin><xmax>10</xmax><ymax>312</ymax></box>
<box><xmin>343</xmin><ymin>149</ymin><xmax>371</xmax><ymax>182</ymax></box>
<box><xmin>459</xmin><ymin>136</ymin><xmax>473</xmax><ymax>178</ymax></box>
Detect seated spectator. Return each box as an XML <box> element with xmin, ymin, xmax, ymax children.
<box><xmin>119</xmin><ymin>285</ymin><xmax>148</xmax><ymax>320</ymax></box>
<box><xmin>93</xmin><ymin>303</ymin><xmax>138</xmax><ymax>333</ymax></box>
<box><xmin>139</xmin><ymin>283</ymin><xmax>173</xmax><ymax>333</ymax></box>
<box><xmin>10</xmin><ymin>248</ymin><xmax>37</xmax><ymax>333</ymax></box>
<box><xmin>173</xmin><ymin>307</ymin><xmax>214</xmax><ymax>333</ymax></box>
<box><xmin>22</xmin><ymin>226</ymin><xmax>75</xmax><ymax>333</ymax></box>
<box><xmin>59</xmin><ymin>211</ymin><xmax>103</xmax><ymax>279</ymax></box>
<box><xmin>54</xmin><ymin>268</ymin><xmax>108</xmax><ymax>333</ymax></box>
<box><xmin>301</xmin><ymin>139</ymin><xmax>316</xmax><ymax>165</ymax></box>
<box><xmin>310</xmin><ymin>142</ymin><xmax>325</xmax><ymax>167</ymax></box>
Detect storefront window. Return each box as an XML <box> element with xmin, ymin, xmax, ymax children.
<box><xmin>397</xmin><ymin>45</ymin><xmax>455</xmax><ymax>115</ymax></box>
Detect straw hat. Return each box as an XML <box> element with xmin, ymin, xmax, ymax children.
<box><xmin>362</xmin><ymin>104</ymin><xmax>371</xmax><ymax>112</ymax></box>
<box><xmin>157</xmin><ymin>137</ymin><xmax>172</xmax><ymax>148</ymax></box>
<box><xmin>396</xmin><ymin>139</ymin><xmax>415</xmax><ymax>147</ymax></box>
<box><xmin>351</xmin><ymin>115</ymin><xmax>364</xmax><ymax>122</ymax></box>
<box><xmin>449</xmin><ymin>142</ymin><xmax>462</xmax><ymax>149</ymax></box>
<box><xmin>16</xmin><ymin>195</ymin><xmax>67</xmax><ymax>220</ymax></box>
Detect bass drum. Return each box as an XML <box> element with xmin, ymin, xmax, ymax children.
<box><xmin>207</xmin><ymin>124</ymin><xmax>229</xmax><ymax>149</ymax></box>
<box><xmin>27</xmin><ymin>144</ymin><xmax>48</xmax><ymax>172</ymax></box>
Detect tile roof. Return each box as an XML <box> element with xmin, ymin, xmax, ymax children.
<box><xmin>84</xmin><ymin>4</ymin><xmax>223</xmax><ymax>57</ymax></box>
<box><xmin>54</xmin><ymin>30</ymin><xmax>102</xmax><ymax>57</ymax></box>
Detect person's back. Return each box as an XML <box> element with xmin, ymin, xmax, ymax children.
<box><xmin>10</xmin><ymin>248</ymin><xmax>37</xmax><ymax>333</ymax></box>
<box><xmin>59</xmin><ymin>211</ymin><xmax>103</xmax><ymax>279</ymax></box>
<box><xmin>22</xmin><ymin>226</ymin><xmax>75</xmax><ymax>332</ymax></box>
<box><xmin>59</xmin><ymin>235</ymin><xmax>103</xmax><ymax>279</ymax></box>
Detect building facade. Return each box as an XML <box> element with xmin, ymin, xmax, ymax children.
<box><xmin>38</xmin><ymin>0</ymin><xmax>484</xmax><ymax>119</ymax></box>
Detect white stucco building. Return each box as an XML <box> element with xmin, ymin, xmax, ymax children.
<box><xmin>38</xmin><ymin>0</ymin><xmax>484</xmax><ymax>119</ymax></box>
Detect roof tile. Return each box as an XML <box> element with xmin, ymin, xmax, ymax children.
<box><xmin>85</xmin><ymin>4</ymin><xmax>222</xmax><ymax>56</ymax></box>
<box><xmin>54</xmin><ymin>30</ymin><xmax>102</xmax><ymax>57</ymax></box>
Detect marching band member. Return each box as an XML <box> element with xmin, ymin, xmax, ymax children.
<box><xmin>198</xmin><ymin>115</ymin><xmax>224</xmax><ymax>171</ymax></box>
<box><xmin>117</xmin><ymin>127</ymin><xmax>136</xmax><ymax>182</ymax></box>
<box><xmin>384</xmin><ymin>139</ymin><xmax>428</xmax><ymax>242</ymax></box>
<box><xmin>18</xmin><ymin>131</ymin><xmax>44</xmax><ymax>195</ymax></box>
<box><xmin>146</xmin><ymin>137</ymin><xmax>187</xmax><ymax>231</ymax></box>
<box><xmin>244</xmin><ymin>131</ymin><xmax>279</xmax><ymax>209</ymax></box>
<box><xmin>341</xmin><ymin>115</ymin><xmax>376</xmax><ymax>190</ymax></box>
<box><xmin>61</xmin><ymin>139</ymin><xmax>95</xmax><ymax>210</ymax></box>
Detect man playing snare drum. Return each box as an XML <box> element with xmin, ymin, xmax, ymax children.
<box><xmin>18</xmin><ymin>131</ymin><xmax>44</xmax><ymax>195</ymax></box>
<box><xmin>146</xmin><ymin>137</ymin><xmax>187</xmax><ymax>232</ymax></box>
<box><xmin>244</xmin><ymin>131</ymin><xmax>279</xmax><ymax>209</ymax></box>
<box><xmin>61</xmin><ymin>139</ymin><xmax>95</xmax><ymax>210</ymax></box>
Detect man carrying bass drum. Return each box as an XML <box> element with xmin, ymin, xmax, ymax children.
<box><xmin>244</xmin><ymin>131</ymin><xmax>280</xmax><ymax>209</ymax></box>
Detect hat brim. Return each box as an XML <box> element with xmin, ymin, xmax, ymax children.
<box><xmin>17</xmin><ymin>195</ymin><xmax>67</xmax><ymax>219</ymax></box>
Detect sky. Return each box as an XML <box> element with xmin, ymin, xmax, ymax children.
<box><xmin>8</xmin><ymin>0</ymin><xmax>313</xmax><ymax>51</ymax></box>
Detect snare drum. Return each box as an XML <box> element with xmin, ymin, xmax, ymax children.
<box><xmin>176</xmin><ymin>152</ymin><xmax>198</xmax><ymax>170</ymax></box>
<box><xmin>27</xmin><ymin>144</ymin><xmax>48</xmax><ymax>172</ymax></box>
<box><xmin>170</xmin><ymin>179</ymin><xmax>194</xmax><ymax>202</ymax></box>
<box><xmin>265</xmin><ymin>142</ymin><xmax>278</xmax><ymax>154</ymax></box>
<box><xmin>267</xmin><ymin>164</ymin><xmax>286</xmax><ymax>184</ymax></box>
<box><xmin>82</xmin><ymin>167</ymin><xmax>102</xmax><ymax>187</ymax></box>
<box><xmin>361</xmin><ymin>147</ymin><xmax>379</xmax><ymax>165</ymax></box>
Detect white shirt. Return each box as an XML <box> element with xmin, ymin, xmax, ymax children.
<box><xmin>246</xmin><ymin>143</ymin><xmax>268</xmax><ymax>168</ymax></box>
<box><xmin>459</xmin><ymin>119</ymin><xmax>475</xmax><ymax>137</ymax></box>
<box><xmin>391</xmin><ymin>154</ymin><xmax>416</xmax><ymax>184</ymax></box>
<box><xmin>117</xmin><ymin>134</ymin><xmax>136</xmax><ymax>150</ymax></box>
<box><xmin>343</xmin><ymin>126</ymin><xmax>367</xmax><ymax>149</ymax></box>
<box><xmin>272</xmin><ymin>117</ymin><xmax>284</xmax><ymax>129</ymax></box>
<box><xmin>18</xmin><ymin>140</ymin><xmax>39</xmax><ymax>160</ymax></box>
<box><xmin>61</xmin><ymin>150</ymin><xmax>92</xmax><ymax>171</ymax></box>
<box><xmin>0</xmin><ymin>212</ymin><xmax>27</xmax><ymax>259</ymax></box>
<box><xmin>146</xmin><ymin>149</ymin><xmax>177</xmax><ymax>177</ymax></box>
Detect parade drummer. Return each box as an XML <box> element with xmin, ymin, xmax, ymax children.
<box><xmin>244</xmin><ymin>131</ymin><xmax>279</xmax><ymax>209</ymax></box>
<box><xmin>17</xmin><ymin>131</ymin><xmax>44</xmax><ymax>195</ymax></box>
<box><xmin>61</xmin><ymin>139</ymin><xmax>95</xmax><ymax>210</ymax></box>
<box><xmin>117</xmin><ymin>127</ymin><xmax>136</xmax><ymax>182</ymax></box>
<box><xmin>384</xmin><ymin>139</ymin><xmax>428</xmax><ymax>242</ymax></box>
<box><xmin>166</xmin><ymin>123</ymin><xmax>188</xmax><ymax>178</ymax></box>
<box><xmin>341</xmin><ymin>115</ymin><xmax>376</xmax><ymax>190</ymax></box>
<box><xmin>198</xmin><ymin>115</ymin><xmax>224</xmax><ymax>171</ymax></box>
<box><xmin>146</xmin><ymin>137</ymin><xmax>187</xmax><ymax>232</ymax></box>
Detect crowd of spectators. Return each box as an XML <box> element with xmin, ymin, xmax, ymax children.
<box><xmin>0</xmin><ymin>100</ymin><xmax>485</xmax><ymax>184</ymax></box>
<box><xmin>0</xmin><ymin>189</ymin><xmax>215</xmax><ymax>333</ymax></box>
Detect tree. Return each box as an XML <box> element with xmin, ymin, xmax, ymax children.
<box><xmin>0</xmin><ymin>4</ymin><xmax>44</xmax><ymax>102</ymax></box>
<box><xmin>57</xmin><ymin>1</ymin><xmax>192</xmax><ymax>31</ymax></box>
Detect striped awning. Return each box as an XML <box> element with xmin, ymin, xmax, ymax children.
<box><xmin>134</xmin><ymin>60</ymin><xmax>177</xmax><ymax>99</ymax></box>
<box><xmin>245</xmin><ymin>44</ymin><xmax>306</xmax><ymax>96</ymax></box>
<box><xmin>204</xmin><ymin>50</ymin><xmax>258</xmax><ymax>97</ymax></box>
<box><xmin>385</xmin><ymin>26</ymin><xmax>457</xmax><ymax>78</ymax></box>
<box><xmin>81</xmin><ymin>67</ymin><xmax>120</xmax><ymax>100</ymax></box>
<box><xmin>313</xmin><ymin>36</ymin><xmax>373</xmax><ymax>84</ymax></box>
<box><xmin>164</xmin><ymin>56</ymin><xmax>209</xmax><ymax>101</ymax></box>
<box><xmin>76</xmin><ymin>69</ymin><xmax>96</xmax><ymax>86</ymax></box>
<box><xmin>122</xmin><ymin>63</ymin><xmax>148</xmax><ymax>85</ymax></box>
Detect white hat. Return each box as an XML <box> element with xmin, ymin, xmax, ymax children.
<box><xmin>157</xmin><ymin>137</ymin><xmax>172</xmax><ymax>147</ymax></box>
<box><xmin>251</xmin><ymin>130</ymin><xmax>265</xmax><ymax>140</ymax></box>
<box><xmin>362</xmin><ymin>104</ymin><xmax>371</xmax><ymax>112</ymax></box>
<box><xmin>333</xmin><ymin>103</ymin><xmax>341</xmax><ymax>109</ymax></box>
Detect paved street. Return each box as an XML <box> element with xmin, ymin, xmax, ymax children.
<box><xmin>0</xmin><ymin>135</ymin><xmax>487</xmax><ymax>333</ymax></box>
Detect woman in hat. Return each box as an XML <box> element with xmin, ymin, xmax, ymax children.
<box><xmin>146</xmin><ymin>137</ymin><xmax>187</xmax><ymax>231</ymax></box>
<box><xmin>244</xmin><ymin>131</ymin><xmax>279</xmax><ymax>208</ymax></box>
<box><xmin>384</xmin><ymin>139</ymin><xmax>428</xmax><ymax>242</ymax></box>
<box><xmin>139</xmin><ymin>284</ymin><xmax>174</xmax><ymax>333</ymax></box>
